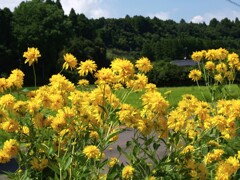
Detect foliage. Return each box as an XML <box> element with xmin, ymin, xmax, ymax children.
<box><xmin>11</xmin><ymin>0</ymin><xmax>70</xmax><ymax>85</ymax></box>
<box><xmin>0</xmin><ymin>48</ymin><xmax>240</xmax><ymax>180</ymax></box>
<box><xmin>148</xmin><ymin>61</ymin><xmax>193</xmax><ymax>87</ymax></box>
<box><xmin>2</xmin><ymin>1</ymin><xmax>240</xmax><ymax>86</ymax></box>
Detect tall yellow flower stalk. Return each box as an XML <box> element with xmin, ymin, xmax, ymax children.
<box><xmin>23</xmin><ymin>47</ymin><xmax>41</xmax><ymax>87</ymax></box>
<box><xmin>190</xmin><ymin>48</ymin><xmax>240</xmax><ymax>101</ymax></box>
<box><xmin>63</xmin><ymin>53</ymin><xmax>77</xmax><ymax>70</ymax></box>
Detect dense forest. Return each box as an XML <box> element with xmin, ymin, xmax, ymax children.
<box><xmin>1</xmin><ymin>0</ymin><xmax>240</xmax><ymax>86</ymax></box>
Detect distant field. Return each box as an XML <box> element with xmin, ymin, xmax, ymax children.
<box><xmin>117</xmin><ymin>84</ymin><xmax>240</xmax><ymax>108</ymax></box>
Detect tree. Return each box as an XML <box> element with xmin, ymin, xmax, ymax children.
<box><xmin>0</xmin><ymin>8</ymin><xmax>17</xmax><ymax>75</ymax></box>
<box><xmin>209</xmin><ymin>18</ymin><xmax>219</xmax><ymax>28</ymax></box>
<box><xmin>12</xmin><ymin>0</ymin><xmax>70</xmax><ymax>85</ymax></box>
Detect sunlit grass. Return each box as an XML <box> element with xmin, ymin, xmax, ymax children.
<box><xmin>116</xmin><ymin>84</ymin><xmax>240</xmax><ymax>108</ymax></box>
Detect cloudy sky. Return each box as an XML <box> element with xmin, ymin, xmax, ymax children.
<box><xmin>0</xmin><ymin>0</ymin><xmax>240</xmax><ymax>23</ymax></box>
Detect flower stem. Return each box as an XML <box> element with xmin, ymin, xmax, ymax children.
<box><xmin>32</xmin><ymin>64</ymin><xmax>37</xmax><ymax>88</ymax></box>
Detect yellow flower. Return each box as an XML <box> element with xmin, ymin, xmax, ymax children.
<box><xmin>0</xmin><ymin>150</ymin><xmax>11</xmax><ymax>163</ymax></box>
<box><xmin>21</xmin><ymin>126</ymin><xmax>30</xmax><ymax>135</ymax></box>
<box><xmin>113</xmin><ymin>83</ymin><xmax>124</xmax><ymax>90</ymax></box>
<box><xmin>188</xmin><ymin>69</ymin><xmax>202</xmax><ymax>81</ymax></box>
<box><xmin>181</xmin><ymin>145</ymin><xmax>195</xmax><ymax>154</ymax></box>
<box><xmin>204</xmin><ymin>149</ymin><xmax>224</xmax><ymax>164</ymax></box>
<box><xmin>117</xmin><ymin>104</ymin><xmax>139</xmax><ymax>127</ymax></box>
<box><xmin>228</xmin><ymin>52</ymin><xmax>239</xmax><ymax>68</ymax></box>
<box><xmin>51</xmin><ymin>116</ymin><xmax>67</xmax><ymax>132</ymax></box>
<box><xmin>122</xmin><ymin>165</ymin><xmax>134</xmax><ymax>179</ymax></box>
<box><xmin>111</xmin><ymin>58</ymin><xmax>134</xmax><ymax>83</ymax></box>
<box><xmin>216</xmin><ymin>48</ymin><xmax>229</xmax><ymax>60</ymax></box>
<box><xmin>191</xmin><ymin>51</ymin><xmax>205</xmax><ymax>62</ymax></box>
<box><xmin>216</xmin><ymin>63</ymin><xmax>227</xmax><ymax>74</ymax></box>
<box><xmin>63</xmin><ymin>53</ymin><xmax>78</xmax><ymax>70</ymax></box>
<box><xmin>13</xmin><ymin>100</ymin><xmax>28</xmax><ymax>115</ymax></box>
<box><xmin>167</xmin><ymin>109</ymin><xmax>185</xmax><ymax>132</ymax></box>
<box><xmin>78</xmin><ymin>79</ymin><xmax>89</xmax><ymax>86</ymax></box>
<box><xmin>30</xmin><ymin>157</ymin><xmax>48</xmax><ymax>171</ymax></box>
<box><xmin>49</xmin><ymin>73</ymin><xmax>75</xmax><ymax>92</ymax></box>
<box><xmin>108</xmin><ymin>157</ymin><xmax>119</xmax><ymax>168</ymax></box>
<box><xmin>135</xmin><ymin>57</ymin><xmax>153</xmax><ymax>73</ymax></box>
<box><xmin>27</xmin><ymin>99</ymin><xmax>41</xmax><ymax>114</ymax></box>
<box><xmin>94</xmin><ymin>68</ymin><xmax>116</xmax><ymax>85</ymax></box>
<box><xmin>206</xmin><ymin>49</ymin><xmax>218</xmax><ymax>61</ymax></box>
<box><xmin>141</xmin><ymin>91</ymin><xmax>169</xmax><ymax>115</ymax></box>
<box><xmin>214</xmin><ymin>74</ymin><xmax>223</xmax><ymax>83</ymax></box>
<box><xmin>83</xmin><ymin>145</ymin><xmax>101</xmax><ymax>159</ymax></box>
<box><xmin>137</xmin><ymin>118</ymin><xmax>154</xmax><ymax>136</ymax></box>
<box><xmin>0</xmin><ymin>94</ymin><xmax>16</xmax><ymax>109</ymax></box>
<box><xmin>78</xmin><ymin>59</ymin><xmax>97</xmax><ymax>76</ymax></box>
<box><xmin>0</xmin><ymin>78</ymin><xmax>8</xmax><ymax>93</ymax></box>
<box><xmin>23</xmin><ymin>47</ymin><xmax>41</xmax><ymax>66</ymax></box>
<box><xmin>216</xmin><ymin>156</ymin><xmax>240</xmax><ymax>180</ymax></box>
<box><xmin>145</xmin><ymin>83</ymin><xmax>157</xmax><ymax>92</ymax></box>
<box><xmin>225</xmin><ymin>156</ymin><xmax>239</xmax><ymax>170</ymax></box>
<box><xmin>89</xmin><ymin>131</ymin><xmax>99</xmax><ymax>140</ymax></box>
<box><xmin>3</xmin><ymin>139</ymin><xmax>19</xmax><ymax>157</ymax></box>
<box><xmin>1</xmin><ymin>119</ymin><xmax>19</xmax><ymax>133</ymax></box>
<box><xmin>205</xmin><ymin>61</ymin><xmax>215</xmax><ymax>71</ymax></box>
<box><xmin>126</xmin><ymin>73</ymin><xmax>148</xmax><ymax>91</ymax></box>
<box><xmin>7</xmin><ymin>69</ymin><xmax>25</xmax><ymax>89</ymax></box>
<box><xmin>195</xmin><ymin>101</ymin><xmax>211</xmax><ymax>121</ymax></box>
<box><xmin>49</xmin><ymin>93</ymin><xmax>64</xmax><ymax>110</ymax></box>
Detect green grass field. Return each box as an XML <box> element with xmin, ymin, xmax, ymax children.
<box><xmin>118</xmin><ymin>84</ymin><xmax>240</xmax><ymax>108</ymax></box>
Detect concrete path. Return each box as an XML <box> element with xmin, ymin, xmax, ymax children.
<box><xmin>104</xmin><ymin>128</ymin><xmax>167</xmax><ymax>164</ymax></box>
<box><xmin>0</xmin><ymin>128</ymin><xmax>167</xmax><ymax>179</ymax></box>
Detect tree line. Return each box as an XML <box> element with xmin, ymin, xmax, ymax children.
<box><xmin>1</xmin><ymin>0</ymin><xmax>240</xmax><ymax>86</ymax></box>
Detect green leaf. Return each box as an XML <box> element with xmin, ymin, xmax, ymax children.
<box><xmin>153</xmin><ymin>142</ymin><xmax>160</xmax><ymax>151</ymax></box>
<box><xmin>63</xmin><ymin>156</ymin><xmax>72</xmax><ymax>170</ymax></box>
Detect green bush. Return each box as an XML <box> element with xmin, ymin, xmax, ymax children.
<box><xmin>148</xmin><ymin>61</ymin><xmax>194</xmax><ymax>87</ymax></box>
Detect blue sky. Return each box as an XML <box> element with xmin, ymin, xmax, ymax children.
<box><xmin>0</xmin><ymin>0</ymin><xmax>240</xmax><ymax>23</ymax></box>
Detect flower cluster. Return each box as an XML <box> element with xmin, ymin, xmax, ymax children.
<box><xmin>191</xmin><ymin>48</ymin><xmax>240</xmax><ymax>83</ymax></box>
<box><xmin>0</xmin><ymin>69</ymin><xmax>24</xmax><ymax>93</ymax></box>
<box><xmin>190</xmin><ymin>48</ymin><xmax>240</xmax><ymax>100</ymax></box>
<box><xmin>0</xmin><ymin>48</ymin><xmax>239</xmax><ymax>179</ymax></box>
<box><xmin>0</xmin><ymin>139</ymin><xmax>19</xmax><ymax>163</ymax></box>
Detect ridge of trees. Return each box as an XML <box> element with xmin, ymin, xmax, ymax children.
<box><xmin>1</xmin><ymin>0</ymin><xmax>240</xmax><ymax>85</ymax></box>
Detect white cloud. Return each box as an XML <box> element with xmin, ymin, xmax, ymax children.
<box><xmin>61</xmin><ymin>0</ymin><xmax>109</xmax><ymax>18</ymax></box>
<box><xmin>191</xmin><ymin>15</ymin><xmax>204</xmax><ymax>23</ymax></box>
<box><xmin>149</xmin><ymin>12</ymin><xmax>170</xmax><ymax>20</ymax></box>
<box><xmin>90</xmin><ymin>8</ymin><xmax>109</xmax><ymax>18</ymax></box>
<box><xmin>0</xmin><ymin>0</ymin><xmax>23</xmax><ymax>10</ymax></box>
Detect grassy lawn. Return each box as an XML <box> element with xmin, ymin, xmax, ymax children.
<box><xmin>119</xmin><ymin>84</ymin><xmax>240</xmax><ymax>108</ymax></box>
<box><xmin>116</xmin><ymin>86</ymin><xmax>211</xmax><ymax>108</ymax></box>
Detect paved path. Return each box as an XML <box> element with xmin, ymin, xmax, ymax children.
<box><xmin>104</xmin><ymin>128</ymin><xmax>167</xmax><ymax>164</ymax></box>
<box><xmin>0</xmin><ymin>128</ymin><xmax>167</xmax><ymax>179</ymax></box>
